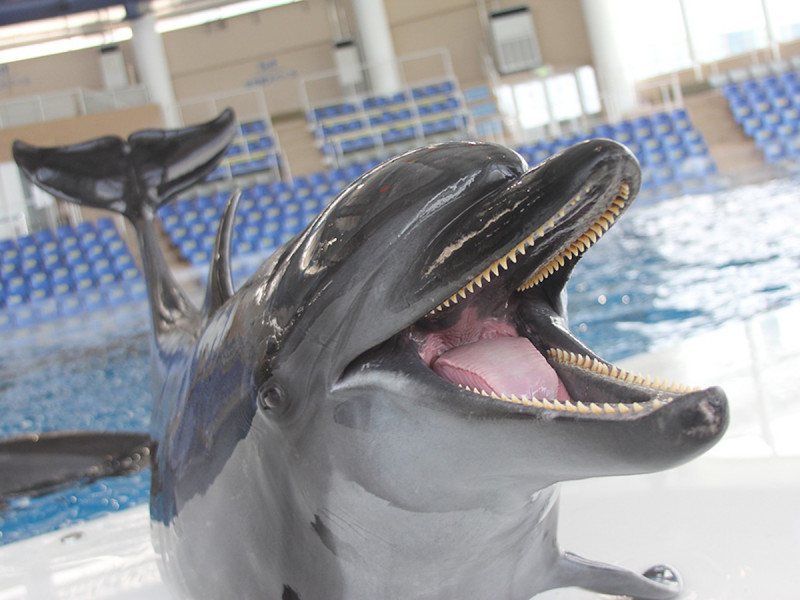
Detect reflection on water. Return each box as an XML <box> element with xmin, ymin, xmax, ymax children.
<box><xmin>2</xmin><ymin>177</ymin><xmax>799</xmax><ymax>544</ymax></box>
<box><xmin>570</xmin><ymin>178</ymin><xmax>800</xmax><ymax>360</ymax></box>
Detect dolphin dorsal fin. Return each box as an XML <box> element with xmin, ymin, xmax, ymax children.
<box><xmin>203</xmin><ymin>189</ymin><xmax>241</xmax><ymax>319</ymax></box>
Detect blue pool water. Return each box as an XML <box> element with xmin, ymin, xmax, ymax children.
<box><xmin>2</xmin><ymin>177</ymin><xmax>799</xmax><ymax>545</ymax></box>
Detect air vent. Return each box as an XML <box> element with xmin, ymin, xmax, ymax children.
<box><xmin>489</xmin><ymin>7</ymin><xmax>542</xmax><ymax>75</ymax></box>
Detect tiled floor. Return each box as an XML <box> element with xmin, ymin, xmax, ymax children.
<box><xmin>1</xmin><ymin>305</ymin><xmax>798</xmax><ymax>599</ymax></box>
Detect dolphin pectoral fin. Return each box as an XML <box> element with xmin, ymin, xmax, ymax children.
<box><xmin>0</xmin><ymin>431</ymin><xmax>152</xmax><ymax>502</ymax></box>
<box><xmin>548</xmin><ymin>551</ymin><xmax>681</xmax><ymax>600</ymax></box>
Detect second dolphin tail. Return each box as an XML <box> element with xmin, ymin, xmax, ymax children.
<box><xmin>12</xmin><ymin>109</ymin><xmax>237</xmax><ymax>220</ymax></box>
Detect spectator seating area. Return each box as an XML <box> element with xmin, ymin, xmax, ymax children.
<box><xmin>164</xmin><ymin>108</ymin><xmax>719</xmax><ymax>273</ymax></box>
<box><xmin>721</xmin><ymin>69</ymin><xmax>800</xmax><ymax>164</ymax></box>
<box><xmin>517</xmin><ymin>109</ymin><xmax>720</xmax><ymax>200</ymax></box>
<box><xmin>1</xmin><ymin>106</ymin><xmax>725</xmax><ymax>332</ymax></box>
<box><xmin>160</xmin><ymin>166</ymin><xmax>376</xmax><ymax>267</ymax></box>
<box><xmin>0</xmin><ymin>218</ymin><xmax>145</xmax><ymax>331</ymax></box>
<box><xmin>205</xmin><ymin>118</ymin><xmax>282</xmax><ymax>182</ymax></box>
<box><xmin>308</xmin><ymin>80</ymin><xmax>471</xmax><ymax>164</ymax></box>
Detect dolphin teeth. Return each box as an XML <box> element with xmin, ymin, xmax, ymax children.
<box><xmin>433</xmin><ymin>182</ymin><xmax>630</xmax><ymax>312</ymax></box>
<box><xmin>548</xmin><ymin>348</ymin><xmax>700</xmax><ymax>406</ymax></box>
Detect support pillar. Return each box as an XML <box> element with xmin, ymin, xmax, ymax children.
<box><xmin>350</xmin><ymin>0</ymin><xmax>403</xmax><ymax>96</ymax></box>
<box><xmin>580</xmin><ymin>0</ymin><xmax>639</xmax><ymax>123</ymax></box>
<box><xmin>129</xmin><ymin>11</ymin><xmax>181</xmax><ymax>128</ymax></box>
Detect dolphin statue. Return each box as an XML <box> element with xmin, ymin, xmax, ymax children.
<box><xmin>10</xmin><ymin>110</ymin><xmax>728</xmax><ymax>599</ymax></box>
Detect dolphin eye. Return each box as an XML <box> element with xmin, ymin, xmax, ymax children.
<box><xmin>257</xmin><ymin>380</ymin><xmax>286</xmax><ymax>413</ymax></box>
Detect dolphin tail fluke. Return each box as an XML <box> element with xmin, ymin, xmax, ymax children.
<box><xmin>12</xmin><ymin>109</ymin><xmax>236</xmax><ymax>220</ymax></box>
<box><xmin>13</xmin><ymin>110</ymin><xmax>238</xmax><ymax>343</ymax></box>
<box><xmin>0</xmin><ymin>431</ymin><xmax>152</xmax><ymax>503</ymax></box>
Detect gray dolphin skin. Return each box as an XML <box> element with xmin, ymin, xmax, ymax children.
<box><xmin>12</xmin><ymin>110</ymin><xmax>728</xmax><ymax>600</ymax></box>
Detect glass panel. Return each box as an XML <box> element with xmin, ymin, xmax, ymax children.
<box><xmin>545</xmin><ymin>73</ymin><xmax>582</xmax><ymax>122</ymax></box>
<box><xmin>683</xmin><ymin>0</ymin><xmax>768</xmax><ymax>62</ymax></box>
<box><xmin>576</xmin><ymin>66</ymin><xmax>602</xmax><ymax>115</ymax></box>
<box><xmin>513</xmin><ymin>80</ymin><xmax>550</xmax><ymax>129</ymax></box>
<box><xmin>764</xmin><ymin>0</ymin><xmax>800</xmax><ymax>41</ymax></box>
<box><xmin>609</xmin><ymin>0</ymin><xmax>692</xmax><ymax>79</ymax></box>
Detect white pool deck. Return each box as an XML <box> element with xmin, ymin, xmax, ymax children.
<box><xmin>1</xmin><ymin>304</ymin><xmax>798</xmax><ymax>599</ymax></box>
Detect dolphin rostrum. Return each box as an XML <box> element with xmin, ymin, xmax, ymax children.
<box><xmin>11</xmin><ymin>110</ymin><xmax>728</xmax><ymax>599</ymax></box>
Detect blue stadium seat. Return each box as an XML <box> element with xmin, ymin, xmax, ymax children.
<box><xmin>13</xmin><ymin>304</ymin><xmax>40</xmax><ymax>327</ymax></box>
<box><xmin>57</xmin><ymin>295</ymin><xmax>84</xmax><ymax>317</ymax></box>
<box><xmin>0</xmin><ymin>311</ymin><xmax>15</xmax><ymax>331</ymax></box>
<box><xmin>105</xmin><ymin>284</ymin><xmax>131</xmax><ymax>306</ymax></box>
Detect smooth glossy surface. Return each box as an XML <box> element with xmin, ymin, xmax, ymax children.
<box><xmin>11</xmin><ymin>119</ymin><xmax>731</xmax><ymax>599</ymax></box>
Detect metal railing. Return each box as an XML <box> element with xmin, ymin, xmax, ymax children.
<box><xmin>0</xmin><ymin>85</ymin><xmax>150</xmax><ymax>129</ymax></box>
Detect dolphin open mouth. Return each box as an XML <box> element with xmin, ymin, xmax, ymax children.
<box><xmin>344</xmin><ymin>140</ymin><xmax>726</xmax><ymax>431</ymax></box>
<box><xmin>405</xmin><ymin>179</ymin><xmax>687</xmax><ymax>418</ymax></box>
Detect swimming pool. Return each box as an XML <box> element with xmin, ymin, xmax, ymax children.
<box><xmin>2</xmin><ymin>176</ymin><xmax>799</xmax><ymax>545</ymax></box>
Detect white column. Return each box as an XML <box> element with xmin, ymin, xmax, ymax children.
<box><xmin>580</xmin><ymin>0</ymin><xmax>639</xmax><ymax>123</ymax></box>
<box><xmin>0</xmin><ymin>162</ymin><xmax>28</xmax><ymax>238</ymax></box>
<box><xmin>350</xmin><ymin>0</ymin><xmax>403</xmax><ymax>96</ymax></box>
<box><xmin>129</xmin><ymin>12</ymin><xmax>181</xmax><ymax>128</ymax></box>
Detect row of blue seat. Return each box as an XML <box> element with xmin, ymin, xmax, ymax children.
<box><xmin>0</xmin><ymin>280</ymin><xmax>147</xmax><ymax>332</ymax></box>
<box><xmin>161</xmin><ymin>155</ymin><xmax>402</xmax><ymax>265</ymax></box>
<box><xmin>0</xmin><ymin>220</ymin><xmax>142</xmax><ymax>310</ymax></box>
<box><xmin>722</xmin><ymin>68</ymin><xmax>800</xmax><ymax>164</ymax></box>
<box><xmin>311</xmin><ymin>81</ymin><xmax>457</xmax><ymax>121</ymax></box>
<box><xmin>316</xmin><ymin>98</ymin><xmax>462</xmax><ymax>138</ymax></box>
<box><xmin>324</xmin><ymin>115</ymin><xmax>469</xmax><ymax>156</ymax></box>
<box><xmin>206</xmin><ymin>119</ymin><xmax>281</xmax><ymax>183</ymax></box>
<box><xmin>309</xmin><ymin>80</ymin><xmax>470</xmax><ymax>161</ymax></box>
<box><xmin>516</xmin><ymin>110</ymin><xmax>719</xmax><ymax>200</ymax></box>
<box><xmin>162</xmin><ymin>181</ymin><xmax>342</xmax><ymax>265</ymax></box>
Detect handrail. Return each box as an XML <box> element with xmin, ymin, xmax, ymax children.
<box><xmin>0</xmin><ymin>85</ymin><xmax>150</xmax><ymax>128</ymax></box>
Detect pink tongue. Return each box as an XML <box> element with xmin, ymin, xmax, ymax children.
<box><xmin>432</xmin><ymin>336</ymin><xmax>572</xmax><ymax>402</ymax></box>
